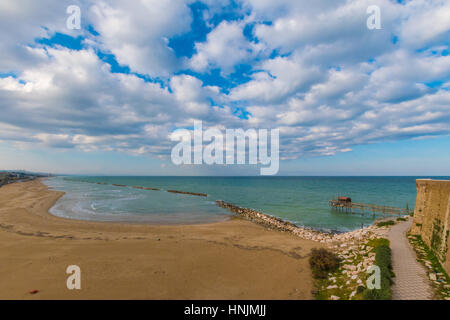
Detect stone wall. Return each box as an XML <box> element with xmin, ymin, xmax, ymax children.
<box><xmin>411</xmin><ymin>179</ymin><xmax>450</xmax><ymax>274</ymax></box>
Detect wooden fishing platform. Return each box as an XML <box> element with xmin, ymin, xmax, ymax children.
<box><xmin>329</xmin><ymin>196</ymin><xmax>411</xmax><ymax>216</ymax></box>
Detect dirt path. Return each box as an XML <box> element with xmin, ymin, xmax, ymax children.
<box><xmin>387</xmin><ymin>220</ymin><xmax>433</xmax><ymax>300</ymax></box>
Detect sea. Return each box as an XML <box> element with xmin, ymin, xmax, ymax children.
<box><xmin>43</xmin><ymin>176</ymin><xmax>450</xmax><ymax>232</ymax></box>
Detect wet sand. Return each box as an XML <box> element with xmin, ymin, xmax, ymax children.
<box><xmin>0</xmin><ymin>179</ymin><xmax>320</xmax><ymax>299</ymax></box>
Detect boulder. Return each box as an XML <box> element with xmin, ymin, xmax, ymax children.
<box><xmin>327</xmin><ymin>285</ymin><xmax>338</xmax><ymax>289</ymax></box>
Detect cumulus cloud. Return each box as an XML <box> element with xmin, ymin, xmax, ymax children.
<box><xmin>400</xmin><ymin>0</ymin><xmax>450</xmax><ymax>49</ymax></box>
<box><xmin>229</xmin><ymin>54</ymin><xmax>323</xmax><ymax>103</ymax></box>
<box><xmin>189</xmin><ymin>20</ymin><xmax>263</xmax><ymax>73</ymax></box>
<box><xmin>0</xmin><ymin>0</ymin><xmax>84</xmax><ymax>72</ymax></box>
<box><xmin>0</xmin><ymin>47</ymin><xmax>240</xmax><ymax>157</ymax></box>
<box><xmin>89</xmin><ymin>0</ymin><xmax>192</xmax><ymax>78</ymax></box>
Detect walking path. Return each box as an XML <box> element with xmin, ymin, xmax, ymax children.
<box><xmin>387</xmin><ymin>219</ymin><xmax>433</xmax><ymax>300</ymax></box>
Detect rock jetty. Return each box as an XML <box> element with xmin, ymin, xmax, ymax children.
<box><xmin>132</xmin><ymin>186</ymin><xmax>160</xmax><ymax>191</ymax></box>
<box><xmin>167</xmin><ymin>190</ymin><xmax>207</xmax><ymax>197</ymax></box>
<box><xmin>216</xmin><ymin>200</ymin><xmax>381</xmax><ymax>244</ymax></box>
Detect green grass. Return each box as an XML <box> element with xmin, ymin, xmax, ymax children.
<box><xmin>376</xmin><ymin>220</ymin><xmax>396</xmax><ymax>227</ymax></box>
<box><xmin>367</xmin><ymin>238</ymin><xmax>390</xmax><ymax>249</ymax></box>
<box><xmin>362</xmin><ymin>239</ymin><xmax>393</xmax><ymax>300</ymax></box>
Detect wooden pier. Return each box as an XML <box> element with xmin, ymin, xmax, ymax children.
<box><xmin>329</xmin><ymin>197</ymin><xmax>411</xmax><ymax>217</ymax></box>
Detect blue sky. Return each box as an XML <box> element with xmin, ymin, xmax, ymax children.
<box><xmin>0</xmin><ymin>0</ymin><xmax>449</xmax><ymax>175</ymax></box>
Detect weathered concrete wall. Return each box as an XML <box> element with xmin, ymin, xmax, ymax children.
<box><xmin>411</xmin><ymin>179</ymin><xmax>450</xmax><ymax>274</ymax></box>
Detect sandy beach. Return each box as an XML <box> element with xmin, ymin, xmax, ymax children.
<box><xmin>0</xmin><ymin>179</ymin><xmax>320</xmax><ymax>299</ymax></box>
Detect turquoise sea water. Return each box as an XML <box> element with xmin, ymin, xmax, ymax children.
<box><xmin>44</xmin><ymin>176</ymin><xmax>450</xmax><ymax>232</ymax></box>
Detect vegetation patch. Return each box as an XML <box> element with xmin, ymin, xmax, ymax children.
<box><xmin>429</xmin><ymin>218</ymin><xmax>449</xmax><ymax>262</ymax></box>
<box><xmin>397</xmin><ymin>217</ymin><xmax>407</xmax><ymax>222</ymax></box>
<box><xmin>309</xmin><ymin>248</ymin><xmax>340</xmax><ymax>279</ymax></box>
<box><xmin>431</xmin><ymin>219</ymin><xmax>443</xmax><ymax>255</ymax></box>
<box><xmin>362</xmin><ymin>239</ymin><xmax>393</xmax><ymax>300</ymax></box>
<box><xmin>367</xmin><ymin>238</ymin><xmax>389</xmax><ymax>249</ymax></box>
<box><xmin>376</xmin><ymin>220</ymin><xmax>395</xmax><ymax>227</ymax></box>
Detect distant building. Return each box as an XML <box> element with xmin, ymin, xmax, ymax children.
<box><xmin>337</xmin><ymin>196</ymin><xmax>352</xmax><ymax>204</ymax></box>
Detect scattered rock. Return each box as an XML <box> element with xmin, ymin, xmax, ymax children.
<box><xmin>326</xmin><ymin>285</ymin><xmax>338</xmax><ymax>289</ymax></box>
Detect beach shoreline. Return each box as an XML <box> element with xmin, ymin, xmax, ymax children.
<box><xmin>0</xmin><ymin>179</ymin><xmax>321</xmax><ymax>299</ymax></box>
<box><xmin>45</xmin><ymin>177</ymin><xmax>375</xmax><ymax>235</ymax></box>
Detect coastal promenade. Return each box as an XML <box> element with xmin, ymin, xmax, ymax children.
<box><xmin>388</xmin><ymin>220</ymin><xmax>433</xmax><ymax>300</ymax></box>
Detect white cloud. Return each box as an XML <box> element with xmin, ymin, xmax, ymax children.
<box><xmin>0</xmin><ymin>47</ymin><xmax>241</xmax><ymax>156</ymax></box>
<box><xmin>400</xmin><ymin>0</ymin><xmax>450</xmax><ymax>48</ymax></box>
<box><xmin>89</xmin><ymin>0</ymin><xmax>192</xmax><ymax>77</ymax></box>
<box><xmin>190</xmin><ymin>20</ymin><xmax>262</xmax><ymax>73</ymax></box>
<box><xmin>252</xmin><ymin>0</ymin><xmax>399</xmax><ymax>55</ymax></box>
<box><xmin>229</xmin><ymin>54</ymin><xmax>323</xmax><ymax>103</ymax></box>
<box><xmin>0</xmin><ymin>0</ymin><xmax>82</xmax><ymax>72</ymax></box>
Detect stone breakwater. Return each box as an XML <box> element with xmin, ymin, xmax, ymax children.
<box><xmin>132</xmin><ymin>186</ymin><xmax>160</xmax><ymax>191</ymax></box>
<box><xmin>168</xmin><ymin>190</ymin><xmax>208</xmax><ymax>197</ymax></box>
<box><xmin>216</xmin><ymin>200</ymin><xmax>382</xmax><ymax>245</ymax></box>
<box><xmin>64</xmin><ymin>179</ymin><xmax>207</xmax><ymax>195</ymax></box>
